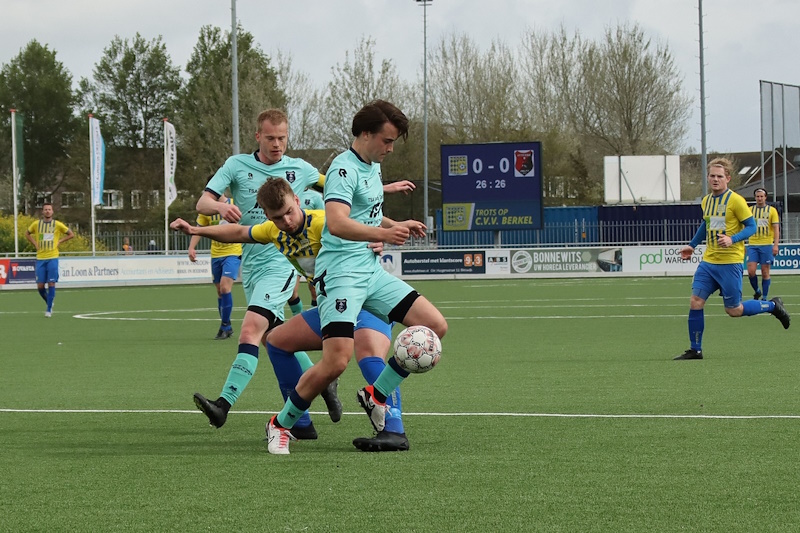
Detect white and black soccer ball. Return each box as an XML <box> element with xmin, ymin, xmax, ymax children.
<box><xmin>393</xmin><ymin>325</ymin><xmax>442</xmax><ymax>374</ymax></box>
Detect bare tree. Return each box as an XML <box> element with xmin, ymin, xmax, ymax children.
<box><xmin>320</xmin><ymin>36</ymin><xmax>410</xmax><ymax>151</ymax></box>
<box><xmin>275</xmin><ymin>51</ymin><xmax>325</xmax><ymax>152</ymax></box>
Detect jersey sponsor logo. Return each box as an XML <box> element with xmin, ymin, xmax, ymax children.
<box><xmin>285</xmin><ymin>171</ymin><xmax>296</xmax><ymax>183</ymax></box>
<box><xmin>338</xmin><ymin>169</ymin><xmax>347</xmax><ymax>178</ymax></box>
<box><xmin>335</xmin><ymin>298</ymin><xmax>347</xmax><ymax>313</ymax></box>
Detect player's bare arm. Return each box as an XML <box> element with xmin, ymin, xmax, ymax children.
<box><xmin>196</xmin><ymin>191</ymin><xmax>242</xmax><ymax>223</ymax></box>
<box><xmin>59</xmin><ymin>229</ymin><xmax>75</xmax><ymax>246</ymax></box>
<box><xmin>170</xmin><ymin>218</ymin><xmax>254</xmax><ymax>243</ymax></box>
<box><xmin>383</xmin><ymin>180</ymin><xmax>415</xmax><ymax>195</ymax></box>
<box><xmin>25</xmin><ymin>230</ymin><xmax>38</xmax><ymax>250</ymax></box>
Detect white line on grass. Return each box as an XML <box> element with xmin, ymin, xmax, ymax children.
<box><xmin>2</xmin><ymin>408</ymin><xmax>799</xmax><ymax>419</ymax></box>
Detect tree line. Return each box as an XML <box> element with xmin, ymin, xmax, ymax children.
<box><xmin>0</xmin><ymin>22</ymin><xmax>692</xmax><ymax>231</ymax></box>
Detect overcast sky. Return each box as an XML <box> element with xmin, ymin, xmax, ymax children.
<box><xmin>2</xmin><ymin>0</ymin><xmax>799</xmax><ymax>154</ymax></box>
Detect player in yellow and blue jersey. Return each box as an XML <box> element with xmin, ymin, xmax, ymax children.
<box><xmin>25</xmin><ymin>202</ymin><xmax>74</xmax><ymax>317</ymax></box>
<box><xmin>746</xmin><ymin>188</ymin><xmax>780</xmax><ymax>300</ymax></box>
<box><xmin>188</xmin><ymin>186</ymin><xmax>242</xmax><ymax>340</ymax></box>
<box><xmin>264</xmin><ymin>100</ymin><xmax>447</xmax><ymax>454</ymax></box>
<box><xmin>172</xmin><ymin>177</ymin><xmax>417</xmax><ymax>451</ymax></box>
<box><xmin>675</xmin><ymin>158</ymin><xmax>790</xmax><ymax>360</ymax></box>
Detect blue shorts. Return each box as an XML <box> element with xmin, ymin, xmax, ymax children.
<box><xmin>746</xmin><ymin>245</ymin><xmax>774</xmax><ymax>266</ymax></box>
<box><xmin>315</xmin><ymin>266</ymin><xmax>414</xmax><ymax>329</ymax></box>
<box><xmin>692</xmin><ymin>261</ymin><xmax>743</xmax><ymax>308</ymax></box>
<box><xmin>300</xmin><ymin>307</ymin><xmax>392</xmax><ymax>339</ymax></box>
<box><xmin>35</xmin><ymin>259</ymin><xmax>59</xmax><ymax>284</ymax></box>
<box><xmin>211</xmin><ymin>255</ymin><xmax>241</xmax><ymax>284</ymax></box>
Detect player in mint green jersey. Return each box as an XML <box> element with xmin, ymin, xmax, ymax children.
<box><xmin>191</xmin><ymin>109</ymin><xmax>331</xmax><ymax>439</ymax></box>
<box><xmin>298</xmin><ymin>187</ymin><xmax>324</xmax><ymax>211</ymax></box>
<box><xmin>266</xmin><ymin>100</ymin><xmax>448</xmax><ymax>455</ymax></box>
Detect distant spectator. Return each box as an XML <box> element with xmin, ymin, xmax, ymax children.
<box><xmin>147</xmin><ymin>239</ymin><xmax>158</xmax><ymax>254</ymax></box>
<box><xmin>122</xmin><ymin>237</ymin><xmax>134</xmax><ymax>254</ymax></box>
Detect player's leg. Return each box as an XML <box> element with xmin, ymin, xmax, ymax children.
<box><xmin>352</xmin><ymin>315</ymin><xmax>410</xmax><ymax>452</ymax></box>
<box><xmin>216</xmin><ymin>255</ymin><xmax>240</xmax><ymax>339</ymax></box>
<box><xmin>675</xmin><ymin>262</ymin><xmax>714</xmax><ymax>360</ymax></box>
<box><xmin>721</xmin><ymin>263</ymin><xmax>788</xmax><ymax>328</ymax></box>
<box><xmin>761</xmin><ymin>249</ymin><xmax>773</xmax><ymax>300</ymax></box>
<box><xmin>287</xmin><ymin>275</ymin><xmax>304</xmax><ymax>316</ymax></box>
<box><xmin>210</xmin><ymin>258</ymin><xmax>225</xmax><ymax>338</ymax></box>
<box><xmin>35</xmin><ymin>261</ymin><xmax>48</xmax><ymax>308</ymax></box>
<box><xmin>280</xmin><ymin>307</ymin><xmax>342</xmax><ymax>422</ymax></box>
<box><xmin>746</xmin><ymin>249</ymin><xmax>760</xmax><ymax>299</ymax></box>
<box><xmin>267</xmin><ymin>271</ymin><xmax>364</xmax><ymax>454</ymax></box>
<box><xmin>45</xmin><ymin>259</ymin><xmax>59</xmax><ymax>316</ymax></box>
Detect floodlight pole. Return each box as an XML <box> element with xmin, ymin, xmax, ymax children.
<box><xmin>416</xmin><ymin>0</ymin><xmax>431</xmax><ymax>238</ymax></box>
<box><xmin>698</xmin><ymin>0</ymin><xmax>708</xmax><ymax>196</ymax></box>
<box><xmin>231</xmin><ymin>0</ymin><xmax>240</xmax><ymax>155</ymax></box>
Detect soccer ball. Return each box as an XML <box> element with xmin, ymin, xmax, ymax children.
<box><xmin>393</xmin><ymin>325</ymin><xmax>442</xmax><ymax>374</ymax></box>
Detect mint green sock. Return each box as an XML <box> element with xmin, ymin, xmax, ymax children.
<box><xmin>289</xmin><ymin>297</ymin><xmax>303</xmax><ymax>316</ymax></box>
<box><xmin>219</xmin><ymin>346</ymin><xmax>259</xmax><ymax>406</ymax></box>
<box><xmin>373</xmin><ymin>365</ymin><xmax>407</xmax><ymax>398</ymax></box>
<box><xmin>277</xmin><ymin>396</ymin><xmax>308</xmax><ymax>429</ymax></box>
<box><xmin>294</xmin><ymin>351</ymin><xmax>313</xmax><ymax>373</ymax></box>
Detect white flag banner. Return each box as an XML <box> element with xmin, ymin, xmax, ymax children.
<box><xmin>89</xmin><ymin>117</ymin><xmax>105</xmax><ymax>206</ymax></box>
<box><xmin>164</xmin><ymin>121</ymin><xmax>177</xmax><ymax>208</ymax></box>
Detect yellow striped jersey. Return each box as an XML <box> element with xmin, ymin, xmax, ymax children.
<box><xmin>700</xmin><ymin>189</ymin><xmax>752</xmax><ymax>264</ymax></box>
<box><xmin>748</xmin><ymin>204</ymin><xmax>779</xmax><ymax>245</ymax></box>
<box><xmin>249</xmin><ymin>209</ymin><xmax>324</xmax><ymax>280</ymax></box>
<box><xmin>28</xmin><ymin>219</ymin><xmax>70</xmax><ymax>260</ymax></box>
<box><xmin>196</xmin><ymin>198</ymin><xmax>243</xmax><ymax>258</ymax></box>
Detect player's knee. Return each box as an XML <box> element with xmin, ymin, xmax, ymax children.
<box><xmin>429</xmin><ymin>316</ymin><xmax>448</xmax><ymax>339</ymax></box>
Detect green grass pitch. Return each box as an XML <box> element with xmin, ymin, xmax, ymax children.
<box><xmin>2</xmin><ymin>276</ymin><xmax>800</xmax><ymax>532</ymax></box>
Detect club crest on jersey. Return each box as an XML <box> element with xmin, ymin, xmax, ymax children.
<box><xmin>248</xmin><ymin>173</ymin><xmax>253</xmax><ymax>179</ymax></box>
<box><xmin>335</xmin><ymin>299</ymin><xmax>347</xmax><ymax>313</ymax></box>
<box><xmin>285</xmin><ymin>171</ymin><xmax>296</xmax><ymax>183</ymax></box>
<box><xmin>514</xmin><ymin>150</ymin><xmax>534</xmax><ymax>176</ymax></box>
<box><xmin>263</xmin><ymin>293</ymin><xmax>270</xmax><ymax>301</ymax></box>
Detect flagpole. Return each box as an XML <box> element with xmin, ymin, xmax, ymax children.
<box><xmin>163</xmin><ymin>118</ymin><xmax>169</xmax><ymax>253</ymax></box>
<box><xmin>89</xmin><ymin>114</ymin><xmax>96</xmax><ymax>256</ymax></box>
<box><xmin>11</xmin><ymin>109</ymin><xmax>20</xmax><ymax>257</ymax></box>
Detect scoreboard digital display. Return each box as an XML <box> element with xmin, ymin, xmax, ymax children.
<box><xmin>441</xmin><ymin>142</ymin><xmax>543</xmax><ymax>231</ymax></box>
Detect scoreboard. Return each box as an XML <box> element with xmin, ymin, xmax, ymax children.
<box><xmin>441</xmin><ymin>142</ymin><xmax>543</xmax><ymax>231</ymax></box>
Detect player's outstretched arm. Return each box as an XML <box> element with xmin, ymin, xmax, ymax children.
<box><xmin>383</xmin><ymin>180</ymin><xmax>415</xmax><ymax>195</ymax></box>
<box><xmin>171</xmin><ymin>218</ymin><xmax>254</xmax><ymax>244</ymax></box>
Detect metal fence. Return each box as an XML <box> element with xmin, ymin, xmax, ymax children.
<box><xmin>97</xmin><ymin>217</ymin><xmax>800</xmax><ymax>254</ymax></box>
<box><xmin>6</xmin><ymin>218</ymin><xmax>799</xmax><ymax>258</ymax></box>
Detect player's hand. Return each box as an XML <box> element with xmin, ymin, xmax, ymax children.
<box><xmin>773</xmin><ymin>245</ymin><xmax>779</xmax><ymax>255</ymax></box>
<box><xmin>399</xmin><ymin>219</ymin><xmax>427</xmax><ymax>238</ymax></box>
<box><xmin>383</xmin><ymin>180</ymin><xmax>416</xmax><ymax>195</ymax></box>
<box><xmin>680</xmin><ymin>246</ymin><xmax>694</xmax><ymax>260</ymax></box>
<box><xmin>383</xmin><ymin>225</ymin><xmax>411</xmax><ymax>245</ymax></box>
<box><xmin>367</xmin><ymin>241</ymin><xmax>384</xmax><ymax>255</ymax></box>
<box><xmin>717</xmin><ymin>234</ymin><xmax>732</xmax><ymax>248</ymax></box>
<box><xmin>170</xmin><ymin>218</ymin><xmax>192</xmax><ymax>234</ymax></box>
<box><xmin>188</xmin><ymin>248</ymin><xmax>197</xmax><ymax>262</ymax></box>
<box><xmin>218</xmin><ymin>202</ymin><xmax>242</xmax><ymax>223</ymax></box>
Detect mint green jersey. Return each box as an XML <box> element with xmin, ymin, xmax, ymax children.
<box><xmin>206</xmin><ymin>151</ymin><xmax>322</xmax><ymax>271</ymax></box>
<box><xmin>298</xmin><ymin>188</ymin><xmax>324</xmax><ymax>210</ymax></box>
<box><xmin>317</xmin><ymin>148</ymin><xmax>385</xmax><ymax>273</ymax></box>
